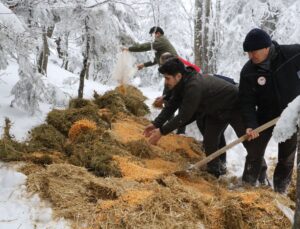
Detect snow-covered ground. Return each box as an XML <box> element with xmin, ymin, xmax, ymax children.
<box><xmin>0</xmin><ymin>162</ymin><xmax>68</xmax><ymax>229</ymax></box>
<box><xmin>0</xmin><ymin>55</ymin><xmax>280</xmax><ymax>228</ymax></box>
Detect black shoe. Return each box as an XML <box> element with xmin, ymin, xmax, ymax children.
<box><xmin>258</xmin><ymin>171</ymin><xmax>271</xmax><ymax>187</ymax></box>
<box><xmin>274</xmin><ymin>186</ymin><xmax>287</xmax><ymax>194</ymax></box>
<box><xmin>206</xmin><ymin>164</ymin><xmax>222</xmax><ymax>178</ymax></box>
<box><xmin>274</xmin><ymin>178</ymin><xmax>290</xmax><ymax>194</ymax></box>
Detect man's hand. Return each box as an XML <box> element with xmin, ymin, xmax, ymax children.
<box><xmin>148</xmin><ymin>128</ymin><xmax>162</xmax><ymax>145</ymax></box>
<box><xmin>153</xmin><ymin>96</ymin><xmax>164</xmax><ymax>108</ymax></box>
<box><xmin>121</xmin><ymin>47</ymin><xmax>129</xmax><ymax>52</ymax></box>
<box><xmin>137</xmin><ymin>63</ymin><xmax>145</xmax><ymax>70</ymax></box>
<box><xmin>246</xmin><ymin>128</ymin><xmax>259</xmax><ymax>141</ymax></box>
<box><xmin>143</xmin><ymin>124</ymin><xmax>156</xmax><ymax>137</ymax></box>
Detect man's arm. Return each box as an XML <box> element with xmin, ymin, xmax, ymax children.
<box><xmin>126</xmin><ymin>42</ymin><xmax>157</xmax><ymax>68</ymax></box>
<box><xmin>160</xmin><ymin>82</ymin><xmax>202</xmax><ymax>135</ymax></box>
<box><xmin>152</xmin><ymin>95</ymin><xmax>180</xmax><ymax>128</ymax></box>
<box><xmin>143</xmin><ymin>59</ymin><xmax>157</xmax><ymax>67</ymax></box>
<box><xmin>128</xmin><ymin>42</ymin><xmax>152</xmax><ymax>52</ymax></box>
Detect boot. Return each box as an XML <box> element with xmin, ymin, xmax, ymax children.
<box><xmin>206</xmin><ymin>160</ymin><xmax>221</xmax><ymax>178</ymax></box>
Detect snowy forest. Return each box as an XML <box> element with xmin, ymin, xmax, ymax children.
<box><xmin>0</xmin><ymin>0</ymin><xmax>300</xmax><ymax>228</ymax></box>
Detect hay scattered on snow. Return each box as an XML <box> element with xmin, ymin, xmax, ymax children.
<box><xmin>1</xmin><ymin>85</ymin><xmax>294</xmax><ymax>229</ymax></box>
<box><xmin>26</xmin><ymin>164</ymin><xmax>119</xmax><ymax>222</ymax></box>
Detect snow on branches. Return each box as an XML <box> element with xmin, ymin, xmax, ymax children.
<box><xmin>273</xmin><ymin>96</ymin><xmax>300</xmax><ymax>143</ymax></box>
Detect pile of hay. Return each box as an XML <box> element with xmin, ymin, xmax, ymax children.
<box><xmin>46</xmin><ymin>106</ymin><xmax>107</xmax><ymax>136</ymax></box>
<box><xmin>93</xmin><ymin>85</ymin><xmax>149</xmax><ymax>116</ymax></box>
<box><xmin>26</xmin><ymin>164</ymin><xmax>119</xmax><ymax>224</ymax></box>
<box><xmin>223</xmin><ymin>190</ymin><xmax>292</xmax><ymax>229</ymax></box>
<box><xmin>27</xmin><ymin>124</ymin><xmax>66</xmax><ymax>152</ymax></box>
<box><xmin>1</xmin><ymin>85</ymin><xmax>294</xmax><ymax>229</ymax></box>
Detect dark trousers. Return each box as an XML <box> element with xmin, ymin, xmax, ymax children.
<box><xmin>201</xmin><ymin>109</ymin><xmax>258</xmax><ymax>177</ymax></box>
<box><xmin>242</xmin><ymin>127</ymin><xmax>297</xmax><ymax>192</ymax></box>
<box><xmin>196</xmin><ymin>116</ymin><xmax>226</xmax><ymax>165</ymax></box>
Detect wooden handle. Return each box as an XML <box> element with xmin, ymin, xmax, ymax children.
<box><xmin>189</xmin><ymin>117</ymin><xmax>280</xmax><ymax>170</ymax></box>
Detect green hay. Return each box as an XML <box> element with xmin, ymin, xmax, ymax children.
<box><xmin>68</xmin><ymin>98</ymin><xmax>93</xmax><ymax>109</ymax></box>
<box><xmin>46</xmin><ymin>106</ymin><xmax>108</xmax><ymax>136</ymax></box>
<box><xmin>123</xmin><ymin>96</ymin><xmax>150</xmax><ymax>116</ymax></box>
<box><xmin>30</xmin><ymin>154</ymin><xmax>53</xmax><ymax>165</ymax></box>
<box><xmin>94</xmin><ymin>90</ymin><xmax>128</xmax><ymax>114</ymax></box>
<box><xmin>0</xmin><ymin>139</ymin><xmax>24</xmax><ymax>161</ymax></box>
<box><xmin>67</xmin><ymin>137</ymin><xmax>127</xmax><ymax>177</ymax></box>
<box><xmin>93</xmin><ymin>86</ymin><xmax>150</xmax><ymax>117</ymax></box>
<box><xmin>119</xmin><ymin>85</ymin><xmax>147</xmax><ymax>101</ymax></box>
<box><xmin>126</xmin><ymin>139</ymin><xmax>155</xmax><ymax>158</ymax></box>
<box><xmin>0</xmin><ymin>118</ymin><xmax>26</xmax><ymax>161</ymax></box>
<box><xmin>3</xmin><ymin>117</ymin><xmax>12</xmax><ymax>140</ymax></box>
<box><xmin>27</xmin><ymin>124</ymin><xmax>66</xmax><ymax>152</ymax></box>
<box><xmin>119</xmin><ymin>85</ymin><xmax>150</xmax><ymax>116</ymax></box>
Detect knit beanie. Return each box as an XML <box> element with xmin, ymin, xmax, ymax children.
<box><xmin>243</xmin><ymin>28</ymin><xmax>272</xmax><ymax>52</ymax></box>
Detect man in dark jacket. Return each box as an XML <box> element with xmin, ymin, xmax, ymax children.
<box><xmin>239</xmin><ymin>28</ymin><xmax>300</xmax><ymax>193</ymax></box>
<box><xmin>144</xmin><ymin>58</ymin><xmax>257</xmax><ymax>178</ymax></box>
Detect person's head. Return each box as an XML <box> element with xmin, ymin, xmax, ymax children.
<box><xmin>149</xmin><ymin>26</ymin><xmax>164</xmax><ymax>38</ymax></box>
<box><xmin>159</xmin><ymin>52</ymin><xmax>175</xmax><ymax>65</ymax></box>
<box><xmin>243</xmin><ymin>28</ymin><xmax>272</xmax><ymax>64</ymax></box>
<box><xmin>158</xmin><ymin>58</ymin><xmax>186</xmax><ymax>90</ymax></box>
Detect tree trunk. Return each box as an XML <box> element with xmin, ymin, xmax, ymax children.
<box><xmin>55</xmin><ymin>37</ymin><xmax>63</xmax><ymax>58</ymax></box>
<box><xmin>78</xmin><ymin>17</ymin><xmax>90</xmax><ymax>99</ymax></box>
<box><xmin>293</xmin><ymin>129</ymin><xmax>300</xmax><ymax>229</ymax></box>
<box><xmin>194</xmin><ymin>0</ymin><xmax>217</xmax><ymax>74</ymax></box>
<box><xmin>61</xmin><ymin>32</ymin><xmax>70</xmax><ymax>70</ymax></box>
<box><xmin>194</xmin><ymin>0</ymin><xmax>203</xmax><ymax>69</ymax></box>
<box><xmin>38</xmin><ymin>27</ymin><xmax>50</xmax><ymax>75</ymax></box>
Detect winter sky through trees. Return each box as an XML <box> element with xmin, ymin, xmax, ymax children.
<box><xmin>0</xmin><ymin>0</ymin><xmax>299</xmax><ymax>113</ymax></box>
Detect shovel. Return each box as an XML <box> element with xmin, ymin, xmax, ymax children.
<box><xmin>174</xmin><ymin>117</ymin><xmax>279</xmax><ymax>177</ymax></box>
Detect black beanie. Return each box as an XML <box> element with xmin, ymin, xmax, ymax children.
<box><xmin>243</xmin><ymin>28</ymin><xmax>272</xmax><ymax>52</ymax></box>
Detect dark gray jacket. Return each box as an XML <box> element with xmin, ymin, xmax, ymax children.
<box><xmin>153</xmin><ymin>71</ymin><xmax>239</xmax><ymax>135</ymax></box>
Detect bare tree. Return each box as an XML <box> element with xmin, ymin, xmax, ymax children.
<box><xmin>38</xmin><ymin>26</ymin><xmax>50</xmax><ymax>75</ymax></box>
<box><xmin>78</xmin><ymin>16</ymin><xmax>90</xmax><ymax>99</ymax></box>
<box><xmin>194</xmin><ymin>0</ymin><xmax>217</xmax><ymax>73</ymax></box>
